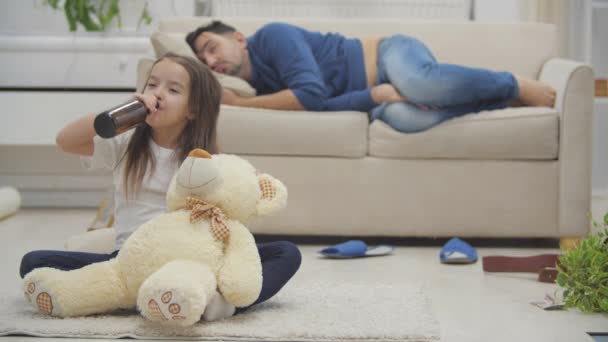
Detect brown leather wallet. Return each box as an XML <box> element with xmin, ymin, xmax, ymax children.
<box><xmin>482</xmin><ymin>254</ymin><xmax>564</xmax><ymax>283</ymax></box>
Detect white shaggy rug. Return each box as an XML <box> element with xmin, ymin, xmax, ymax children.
<box><xmin>0</xmin><ymin>283</ymin><xmax>440</xmax><ymax>341</ymax></box>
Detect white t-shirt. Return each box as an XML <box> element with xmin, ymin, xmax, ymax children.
<box><xmin>82</xmin><ymin>132</ymin><xmax>179</xmax><ymax>251</ymax></box>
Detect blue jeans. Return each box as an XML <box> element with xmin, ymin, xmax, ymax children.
<box><xmin>370</xmin><ymin>35</ymin><xmax>519</xmax><ymax>133</ymax></box>
<box><xmin>20</xmin><ymin>241</ymin><xmax>301</xmax><ymax>312</ymax></box>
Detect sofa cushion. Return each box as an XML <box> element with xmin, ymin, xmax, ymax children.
<box><xmin>218</xmin><ymin>106</ymin><xmax>369</xmax><ymax>158</ymax></box>
<box><xmin>368</xmin><ymin>107</ymin><xmax>559</xmax><ymax>160</ymax></box>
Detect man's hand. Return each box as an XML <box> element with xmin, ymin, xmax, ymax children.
<box><xmin>371</xmin><ymin>84</ymin><xmax>408</xmax><ymax>104</ymax></box>
<box><xmin>221</xmin><ymin>88</ymin><xmax>238</xmax><ymax>105</ymax></box>
<box><xmin>371</xmin><ymin>84</ymin><xmax>440</xmax><ymax>110</ymax></box>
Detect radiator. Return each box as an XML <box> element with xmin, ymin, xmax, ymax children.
<box><xmin>207</xmin><ymin>0</ymin><xmax>473</xmax><ymax>20</ymax></box>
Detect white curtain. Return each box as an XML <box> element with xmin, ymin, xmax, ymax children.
<box><xmin>521</xmin><ymin>0</ymin><xmax>570</xmax><ymax>57</ymax></box>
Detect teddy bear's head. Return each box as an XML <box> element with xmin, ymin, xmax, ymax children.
<box><xmin>166</xmin><ymin>149</ymin><xmax>287</xmax><ymax>222</ymax></box>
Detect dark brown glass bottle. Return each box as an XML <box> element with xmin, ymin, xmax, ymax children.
<box><xmin>94</xmin><ymin>100</ymin><xmax>150</xmax><ymax>138</ymax></box>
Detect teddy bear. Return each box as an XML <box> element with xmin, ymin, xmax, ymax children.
<box><xmin>22</xmin><ymin>149</ymin><xmax>287</xmax><ymax>327</ymax></box>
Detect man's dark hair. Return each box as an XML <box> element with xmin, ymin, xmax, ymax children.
<box><xmin>185</xmin><ymin>21</ymin><xmax>237</xmax><ymax>53</ymax></box>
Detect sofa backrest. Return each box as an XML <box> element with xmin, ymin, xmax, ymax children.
<box><xmin>158</xmin><ymin>17</ymin><xmax>557</xmax><ymax>79</ymax></box>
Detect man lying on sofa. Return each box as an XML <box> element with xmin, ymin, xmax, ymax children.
<box><xmin>185</xmin><ymin>21</ymin><xmax>555</xmax><ymax>133</ymax></box>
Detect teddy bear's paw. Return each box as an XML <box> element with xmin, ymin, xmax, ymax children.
<box><xmin>143</xmin><ymin>290</ymin><xmax>191</xmax><ymax>324</ymax></box>
<box><xmin>23</xmin><ymin>280</ymin><xmax>58</xmax><ymax>316</ymax></box>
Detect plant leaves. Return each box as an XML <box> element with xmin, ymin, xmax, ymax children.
<box><xmin>63</xmin><ymin>0</ymin><xmax>78</xmax><ymax>31</ymax></box>
<box><xmin>45</xmin><ymin>0</ymin><xmax>151</xmax><ymax>32</ymax></box>
<box><xmin>77</xmin><ymin>0</ymin><xmax>101</xmax><ymax>31</ymax></box>
<box><xmin>557</xmin><ymin>220</ymin><xmax>608</xmax><ymax>313</ymax></box>
<box><xmin>137</xmin><ymin>1</ymin><xmax>152</xmax><ymax>29</ymax></box>
<box><xmin>47</xmin><ymin>0</ymin><xmax>61</xmax><ymax>9</ymax></box>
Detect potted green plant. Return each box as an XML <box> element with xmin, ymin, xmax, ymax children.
<box><xmin>44</xmin><ymin>0</ymin><xmax>152</xmax><ymax>32</ymax></box>
<box><xmin>556</xmin><ymin>212</ymin><xmax>608</xmax><ymax>313</ymax></box>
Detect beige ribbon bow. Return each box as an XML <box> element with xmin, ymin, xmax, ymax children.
<box><xmin>185</xmin><ymin>197</ymin><xmax>230</xmax><ymax>242</ymax></box>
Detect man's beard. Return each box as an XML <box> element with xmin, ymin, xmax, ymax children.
<box><xmin>227</xmin><ymin>62</ymin><xmax>242</xmax><ymax>77</ymax></box>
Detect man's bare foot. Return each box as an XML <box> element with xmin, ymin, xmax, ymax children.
<box><xmin>508</xmin><ymin>98</ymin><xmax>525</xmax><ymax>107</ymax></box>
<box><xmin>515</xmin><ymin>76</ymin><xmax>556</xmax><ymax>107</ymax></box>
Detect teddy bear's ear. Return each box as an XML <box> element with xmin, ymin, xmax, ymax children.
<box><xmin>256</xmin><ymin>173</ymin><xmax>287</xmax><ymax>216</ymax></box>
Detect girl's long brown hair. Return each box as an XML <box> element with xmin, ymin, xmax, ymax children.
<box><xmin>122</xmin><ymin>53</ymin><xmax>222</xmax><ymax>199</ymax></box>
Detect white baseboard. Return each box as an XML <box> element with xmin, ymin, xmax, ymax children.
<box><xmin>0</xmin><ymin>146</ymin><xmax>111</xmax><ymax>208</ymax></box>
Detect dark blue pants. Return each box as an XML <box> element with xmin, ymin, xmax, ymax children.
<box><xmin>20</xmin><ymin>241</ymin><xmax>301</xmax><ymax>311</ymax></box>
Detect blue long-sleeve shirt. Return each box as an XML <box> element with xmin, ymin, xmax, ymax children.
<box><xmin>247</xmin><ymin>23</ymin><xmax>376</xmax><ymax>112</ymax></box>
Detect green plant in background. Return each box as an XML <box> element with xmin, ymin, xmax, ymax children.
<box><xmin>556</xmin><ymin>212</ymin><xmax>608</xmax><ymax>313</ymax></box>
<box><xmin>45</xmin><ymin>0</ymin><xmax>152</xmax><ymax>32</ymax></box>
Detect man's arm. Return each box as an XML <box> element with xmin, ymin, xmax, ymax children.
<box><xmin>245</xmin><ymin>24</ymin><xmax>411</xmax><ymax>112</ymax></box>
<box><xmin>250</xmin><ymin>23</ymin><xmax>327</xmax><ymax>111</ymax></box>
<box><xmin>223</xmin><ymin>84</ymin><xmax>409</xmax><ymax>111</ymax></box>
<box><xmin>223</xmin><ymin>88</ymin><xmax>304</xmax><ymax>111</ymax></box>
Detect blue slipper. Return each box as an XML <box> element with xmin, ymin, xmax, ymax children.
<box><xmin>318</xmin><ymin>240</ymin><xmax>394</xmax><ymax>259</ymax></box>
<box><xmin>440</xmin><ymin>237</ymin><xmax>478</xmax><ymax>264</ymax></box>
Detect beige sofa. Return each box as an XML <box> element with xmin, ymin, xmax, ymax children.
<box><xmin>141</xmin><ymin>17</ymin><xmax>594</xmax><ymax>239</ymax></box>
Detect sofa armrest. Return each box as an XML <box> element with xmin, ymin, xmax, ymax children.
<box><xmin>539</xmin><ymin>58</ymin><xmax>594</xmax><ymax>236</ymax></box>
